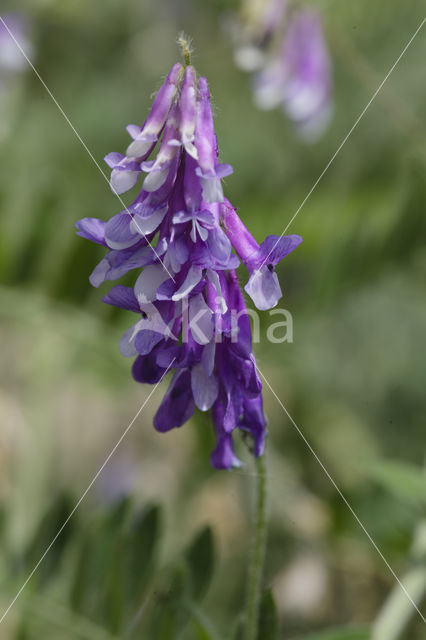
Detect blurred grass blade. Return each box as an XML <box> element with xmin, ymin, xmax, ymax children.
<box><xmin>185</xmin><ymin>526</ymin><xmax>215</xmax><ymax>602</ymax></box>
<box><xmin>296</xmin><ymin>629</ymin><xmax>370</xmax><ymax>640</ymax></box>
<box><xmin>24</xmin><ymin>492</ymin><xmax>74</xmax><ymax>588</ymax></box>
<box><xmin>125</xmin><ymin>504</ymin><xmax>161</xmax><ymax>607</ymax></box>
<box><xmin>368</xmin><ymin>460</ymin><xmax>426</xmax><ymax>508</ymax></box>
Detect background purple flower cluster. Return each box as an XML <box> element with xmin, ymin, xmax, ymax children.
<box><xmin>76</xmin><ymin>61</ymin><xmax>301</xmax><ymax>469</ymax></box>
<box><xmin>231</xmin><ymin>0</ymin><xmax>333</xmax><ymax>141</ymax></box>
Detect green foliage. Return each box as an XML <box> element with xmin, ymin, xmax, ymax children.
<box><xmin>6</xmin><ymin>493</ymin><xmax>217</xmax><ymax>639</ymax></box>
<box><xmin>368</xmin><ymin>460</ymin><xmax>426</xmax><ymax>510</ymax></box>
<box><xmin>296</xmin><ymin>630</ymin><xmax>370</xmax><ymax>640</ymax></box>
<box><xmin>258</xmin><ymin>589</ymin><xmax>279</xmax><ymax>640</ymax></box>
<box><xmin>185</xmin><ymin>526</ymin><xmax>215</xmax><ymax>602</ymax></box>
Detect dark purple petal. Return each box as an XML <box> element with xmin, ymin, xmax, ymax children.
<box><xmin>238</xmin><ymin>395</ymin><xmax>267</xmax><ymax>457</ymax></box>
<box><xmin>132</xmin><ymin>352</ymin><xmax>166</xmax><ymax>384</ymax></box>
<box><xmin>210</xmin><ymin>434</ymin><xmax>236</xmax><ymax>470</ymax></box>
<box><xmin>135</xmin><ymin>330</ymin><xmax>163</xmax><ymax>356</ymax></box>
<box><xmin>154</xmin><ymin>369</ymin><xmax>195</xmax><ymax>432</ymax></box>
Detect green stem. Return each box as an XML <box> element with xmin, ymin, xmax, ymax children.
<box><xmin>245</xmin><ymin>451</ymin><xmax>268</xmax><ymax>640</ymax></box>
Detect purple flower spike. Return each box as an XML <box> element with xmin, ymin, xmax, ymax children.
<box><xmin>77</xmin><ymin>49</ymin><xmax>302</xmax><ymax>469</ymax></box>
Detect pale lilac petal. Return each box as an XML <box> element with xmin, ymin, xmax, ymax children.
<box><xmin>119</xmin><ymin>321</ymin><xmax>141</xmax><ymax>357</ymax></box>
<box><xmin>189</xmin><ymin>294</ymin><xmax>214</xmax><ymax>345</ymax></box>
<box><xmin>105</xmin><ymin>212</ymin><xmax>139</xmax><ymax>250</ymax></box>
<box><xmin>126</xmin><ymin>124</ymin><xmax>141</xmax><ymax>139</ymax></box>
<box><xmin>244</xmin><ymin>267</ymin><xmax>282</xmax><ymax>310</ymax></box>
<box><xmin>171</xmin><ymin>265</ymin><xmax>203</xmax><ymax>302</ymax></box>
<box><xmin>110</xmin><ymin>168</ymin><xmax>141</xmax><ymax>195</ymax></box>
<box><xmin>89</xmin><ymin>258</ymin><xmax>110</xmax><ymax>288</ymax></box>
<box><xmin>104</xmin><ymin>152</ymin><xmax>124</xmax><ymax>168</ymax></box>
<box><xmin>206</xmin><ymin>269</ymin><xmax>227</xmax><ymax>313</ymax></box>
<box><xmin>201</xmin><ymin>340</ymin><xmax>216</xmax><ymax>376</ymax></box>
<box><xmin>130</xmin><ymin>206</ymin><xmax>167</xmax><ymax>236</ymax></box>
<box><xmin>191</xmin><ymin>363</ymin><xmax>218</xmax><ymax>411</ymax></box>
<box><xmin>134</xmin><ymin>265</ymin><xmax>169</xmax><ymax>304</ymax></box>
<box><xmin>75</xmin><ymin>218</ymin><xmax>106</xmax><ymax>245</ymax></box>
<box><xmin>207</xmin><ymin>226</ymin><xmax>232</xmax><ymax>265</ymax></box>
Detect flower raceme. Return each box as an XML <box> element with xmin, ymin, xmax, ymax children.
<box><xmin>76</xmin><ymin>60</ymin><xmax>302</xmax><ymax>469</ymax></box>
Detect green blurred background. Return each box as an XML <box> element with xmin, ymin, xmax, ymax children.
<box><xmin>0</xmin><ymin>0</ymin><xmax>425</xmax><ymax>638</ymax></box>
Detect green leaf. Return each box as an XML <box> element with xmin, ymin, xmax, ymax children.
<box><xmin>69</xmin><ymin>496</ymin><xmax>130</xmax><ymax>623</ymax></box>
<box><xmin>257</xmin><ymin>589</ymin><xmax>279</xmax><ymax>640</ymax></box>
<box><xmin>185</xmin><ymin>526</ymin><xmax>215</xmax><ymax>602</ymax></box>
<box><xmin>368</xmin><ymin>460</ymin><xmax>426</xmax><ymax>508</ymax></box>
<box><xmin>125</xmin><ymin>504</ymin><xmax>161</xmax><ymax>608</ymax></box>
<box><xmin>24</xmin><ymin>492</ymin><xmax>74</xmax><ymax>588</ymax></box>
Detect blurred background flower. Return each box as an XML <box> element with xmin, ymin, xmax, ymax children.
<box><xmin>0</xmin><ymin>0</ymin><xmax>425</xmax><ymax>638</ymax></box>
<box><xmin>228</xmin><ymin>0</ymin><xmax>333</xmax><ymax>141</ymax></box>
<box><xmin>0</xmin><ymin>12</ymin><xmax>33</xmax><ymax>140</ymax></box>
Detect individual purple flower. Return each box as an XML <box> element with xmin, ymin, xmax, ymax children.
<box><xmin>76</xmin><ymin>52</ymin><xmax>301</xmax><ymax>469</ymax></box>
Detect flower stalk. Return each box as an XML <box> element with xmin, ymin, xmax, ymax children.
<box><xmin>245</xmin><ymin>448</ymin><xmax>268</xmax><ymax>640</ymax></box>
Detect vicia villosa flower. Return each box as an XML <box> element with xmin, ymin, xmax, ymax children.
<box><xmin>76</xmin><ymin>50</ymin><xmax>302</xmax><ymax>469</ymax></box>
<box><xmin>230</xmin><ymin>1</ymin><xmax>333</xmax><ymax>141</ymax></box>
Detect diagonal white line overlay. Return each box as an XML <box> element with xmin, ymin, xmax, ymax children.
<box><xmin>258</xmin><ymin>17</ymin><xmax>426</xmax><ymax>271</ymax></box>
<box><xmin>0</xmin><ymin>359</ymin><xmax>175</xmax><ymax>625</ymax></box>
<box><xmin>0</xmin><ymin>15</ymin><xmax>175</xmax><ymax>282</ymax></box>
<box><xmin>256</xmin><ymin>363</ymin><xmax>426</xmax><ymax>625</ymax></box>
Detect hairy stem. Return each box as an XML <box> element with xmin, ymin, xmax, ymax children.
<box><xmin>245</xmin><ymin>451</ymin><xmax>268</xmax><ymax>640</ymax></box>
